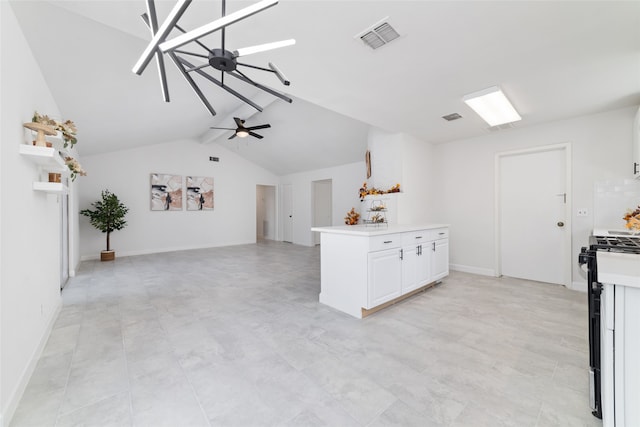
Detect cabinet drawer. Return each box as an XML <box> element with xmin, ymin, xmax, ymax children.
<box><xmin>428</xmin><ymin>228</ymin><xmax>449</xmax><ymax>240</ymax></box>
<box><xmin>402</xmin><ymin>231</ymin><xmax>429</xmax><ymax>246</ymax></box>
<box><xmin>369</xmin><ymin>234</ymin><xmax>402</xmax><ymax>252</ymax></box>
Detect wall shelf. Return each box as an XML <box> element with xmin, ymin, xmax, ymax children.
<box><xmin>33</xmin><ymin>182</ymin><xmax>69</xmax><ymax>194</ymax></box>
<box><xmin>19</xmin><ymin>144</ymin><xmax>68</xmax><ymax>173</ymax></box>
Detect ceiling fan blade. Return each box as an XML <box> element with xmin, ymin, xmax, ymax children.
<box><xmin>228</xmin><ymin>133</ymin><xmax>237</xmax><ymax>140</ymax></box>
<box><xmin>233</xmin><ymin>39</ymin><xmax>296</xmax><ymax>57</ymax></box>
<box><xmin>233</xmin><ymin>117</ymin><xmax>245</xmax><ymax>128</ymax></box>
<box><xmin>246</xmin><ymin>124</ymin><xmax>271</xmax><ymax>131</ymax></box>
<box><xmin>249</xmin><ymin>132</ymin><xmax>264</xmax><ymax>139</ymax></box>
<box><xmin>210</xmin><ymin>127</ymin><xmax>235</xmax><ymax>130</ymax></box>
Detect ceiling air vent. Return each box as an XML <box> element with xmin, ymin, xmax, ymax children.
<box><xmin>488</xmin><ymin>122</ymin><xmax>516</xmax><ymax>132</ymax></box>
<box><xmin>357</xmin><ymin>19</ymin><xmax>400</xmax><ymax>50</ymax></box>
<box><xmin>442</xmin><ymin>113</ymin><xmax>463</xmax><ymax>122</ymax></box>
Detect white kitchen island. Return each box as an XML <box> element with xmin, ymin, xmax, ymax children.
<box><xmin>311</xmin><ymin>224</ymin><xmax>449</xmax><ymax>318</ymax></box>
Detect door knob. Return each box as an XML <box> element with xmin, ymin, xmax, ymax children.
<box><xmin>557</xmin><ymin>221</ymin><xmax>564</xmax><ymax>227</ymax></box>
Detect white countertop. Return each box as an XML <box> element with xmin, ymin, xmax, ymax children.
<box><xmin>311</xmin><ymin>224</ymin><xmax>449</xmax><ymax>236</ymax></box>
<box><xmin>597</xmin><ymin>251</ymin><xmax>640</xmax><ymax>288</ymax></box>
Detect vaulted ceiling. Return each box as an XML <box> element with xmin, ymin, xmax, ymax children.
<box><xmin>10</xmin><ymin>1</ymin><xmax>640</xmax><ymax>175</ymax></box>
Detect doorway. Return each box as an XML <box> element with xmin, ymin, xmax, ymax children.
<box><xmin>312</xmin><ymin>179</ymin><xmax>332</xmax><ymax>245</ymax></box>
<box><xmin>60</xmin><ymin>190</ymin><xmax>69</xmax><ymax>289</ymax></box>
<box><xmin>495</xmin><ymin>143</ymin><xmax>571</xmax><ymax>286</ymax></box>
<box><xmin>256</xmin><ymin>185</ymin><xmax>276</xmax><ymax>241</ymax></box>
<box><xmin>282</xmin><ymin>184</ymin><xmax>293</xmax><ymax>243</ymax></box>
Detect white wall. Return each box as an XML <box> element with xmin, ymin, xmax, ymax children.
<box><xmin>430</xmin><ymin>107</ymin><xmax>636</xmax><ymax>287</ymax></box>
<box><xmin>0</xmin><ymin>3</ymin><xmax>65</xmax><ymax>424</ymax></box>
<box><xmin>398</xmin><ymin>133</ymin><xmax>436</xmax><ymax>225</ymax></box>
<box><xmin>364</xmin><ymin>129</ymin><xmax>437</xmax><ymax>226</ymax></box>
<box><xmin>367</xmin><ymin>127</ymin><xmax>403</xmax><ymax>191</ymax></box>
<box><xmin>281</xmin><ymin>162</ymin><xmax>365</xmax><ymax>246</ymax></box>
<box><xmin>78</xmin><ymin>140</ymin><xmax>279</xmax><ymax>259</ymax></box>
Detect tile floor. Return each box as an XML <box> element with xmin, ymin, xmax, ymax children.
<box><xmin>11</xmin><ymin>240</ymin><xmax>601</xmax><ymax>426</ymax></box>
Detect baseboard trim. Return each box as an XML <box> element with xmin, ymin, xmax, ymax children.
<box><xmin>570</xmin><ymin>280</ymin><xmax>588</xmax><ymax>293</ymax></box>
<box><xmin>450</xmin><ymin>264</ymin><xmax>496</xmax><ymax>277</ymax></box>
<box><xmin>79</xmin><ymin>240</ymin><xmax>258</xmax><ymax>261</ymax></box>
<box><xmin>3</xmin><ymin>299</ymin><xmax>62</xmax><ymax>427</ymax></box>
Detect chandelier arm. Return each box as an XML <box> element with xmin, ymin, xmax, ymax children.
<box><xmin>176</xmin><ymin>57</ymin><xmax>263</xmax><ymax>112</ymax></box>
<box><xmin>236</xmin><ymin>62</ymin><xmax>275</xmax><ymax>73</ymax></box>
<box><xmin>234</xmin><ymin>69</ymin><xmax>257</xmax><ymax>86</ymax></box>
<box><xmin>133</xmin><ymin>0</ymin><xmax>192</xmax><ymax>75</ymax></box>
<box><xmin>141</xmin><ymin>9</ymin><xmax>170</xmax><ymax>102</ymax></box>
<box><xmin>174</xmin><ymin>24</ymin><xmax>211</xmax><ymax>52</ymax></box>
<box><xmin>168</xmin><ymin>53</ymin><xmax>217</xmax><ymax>116</ymax></box>
<box><xmin>173</xmin><ymin>50</ymin><xmax>209</xmax><ymax>59</ymax></box>
<box><xmin>185</xmin><ymin>63</ymin><xmax>211</xmax><ymax>73</ymax></box>
<box><xmin>221</xmin><ymin>0</ymin><xmax>226</xmax><ymax>52</ymax></box>
<box><xmin>227</xmin><ymin>71</ymin><xmax>292</xmax><ymax>103</ymax></box>
<box><xmin>159</xmin><ymin>0</ymin><xmax>278</xmax><ymax>53</ymax></box>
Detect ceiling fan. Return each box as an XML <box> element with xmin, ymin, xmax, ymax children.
<box><xmin>210</xmin><ymin>117</ymin><xmax>271</xmax><ymax>139</ymax></box>
<box><xmin>133</xmin><ymin>0</ymin><xmax>295</xmax><ymax>116</ymax></box>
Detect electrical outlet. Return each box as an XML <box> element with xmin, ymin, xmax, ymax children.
<box><xmin>577</xmin><ymin>208</ymin><xmax>589</xmax><ymax>217</ymax></box>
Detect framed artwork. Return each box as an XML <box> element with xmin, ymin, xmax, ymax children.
<box><xmin>186</xmin><ymin>176</ymin><xmax>214</xmax><ymax>211</ymax></box>
<box><xmin>150</xmin><ymin>173</ymin><xmax>183</xmax><ymax>211</ymax></box>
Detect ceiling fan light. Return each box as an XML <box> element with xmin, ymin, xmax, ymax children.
<box><xmin>463</xmin><ymin>86</ymin><xmax>521</xmax><ymax>127</ymax></box>
<box><xmin>236</xmin><ymin>129</ymin><xmax>250</xmax><ymax>138</ymax></box>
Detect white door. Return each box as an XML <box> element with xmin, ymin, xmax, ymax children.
<box><xmin>312</xmin><ymin>180</ymin><xmax>332</xmax><ymax>245</ymax></box>
<box><xmin>282</xmin><ymin>184</ymin><xmax>293</xmax><ymax>243</ymax></box>
<box><xmin>498</xmin><ymin>146</ymin><xmax>568</xmax><ymax>285</ymax></box>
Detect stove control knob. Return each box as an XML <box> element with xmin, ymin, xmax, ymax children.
<box><xmin>557</xmin><ymin>221</ymin><xmax>565</xmax><ymax>227</ymax></box>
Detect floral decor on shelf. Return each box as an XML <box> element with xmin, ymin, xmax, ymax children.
<box><xmin>358</xmin><ymin>182</ymin><xmax>401</xmax><ymax>201</ymax></box>
<box><xmin>623</xmin><ymin>205</ymin><xmax>640</xmax><ymax>232</ymax></box>
<box><xmin>32</xmin><ymin>111</ymin><xmax>78</xmax><ymax>148</ymax></box>
<box><xmin>65</xmin><ymin>156</ymin><xmax>87</xmax><ymax>181</ymax></box>
<box><xmin>344</xmin><ymin>208</ymin><xmax>360</xmax><ymax>225</ymax></box>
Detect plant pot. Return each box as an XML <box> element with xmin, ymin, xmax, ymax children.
<box><xmin>48</xmin><ymin>173</ymin><xmax>61</xmax><ymax>183</ymax></box>
<box><xmin>100</xmin><ymin>250</ymin><xmax>115</xmax><ymax>261</ymax></box>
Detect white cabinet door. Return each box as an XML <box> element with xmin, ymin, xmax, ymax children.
<box><xmin>431</xmin><ymin>239</ymin><xmax>449</xmax><ymax>282</ymax></box>
<box><xmin>402</xmin><ymin>244</ymin><xmax>430</xmax><ymax>294</ymax></box>
<box><xmin>416</xmin><ymin>244</ymin><xmax>431</xmax><ymax>287</ymax></box>
<box><xmin>368</xmin><ymin>248</ymin><xmax>402</xmax><ymax>308</ymax></box>
<box><xmin>401</xmin><ymin>245</ymin><xmax>419</xmax><ymax>293</ymax></box>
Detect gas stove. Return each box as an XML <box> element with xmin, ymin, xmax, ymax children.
<box><xmin>579</xmin><ymin>230</ymin><xmax>640</xmax><ymax>421</ymax></box>
<box><xmin>589</xmin><ymin>234</ymin><xmax>640</xmax><ymax>254</ymax></box>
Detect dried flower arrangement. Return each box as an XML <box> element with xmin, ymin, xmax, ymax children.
<box><xmin>623</xmin><ymin>206</ymin><xmax>640</xmax><ymax>232</ymax></box>
<box><xmin>65</xmin><ymin>156</ymin><xmax>87</xmax><ymax>181</ymax></box>
<box><xmin>359</xmin><ymin>182</ymin><xmax>401</xmax><ymax>201</ymax></box>
<box><xmin>32</xmin><ymin>111</ymin><xmax>78</xmax><ymax>148</ymax></box>
<box><xmin>344</xmin><ymin>207</ymin><xmax>360</xmax><ymax>225</ymax></box>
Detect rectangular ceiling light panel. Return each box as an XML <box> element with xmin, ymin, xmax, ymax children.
<box><xmin>462</xmin><ymin>86</ymin><xmax>521</xmax><ymax>127</ymax></box>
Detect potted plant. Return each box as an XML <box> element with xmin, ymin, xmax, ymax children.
<box><xmin>80</xmin><ymin>190</ymin><xmax>129</xmax><ymax>261</ymax></box>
